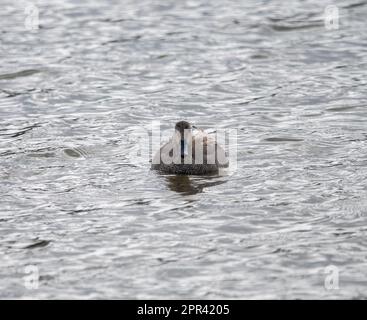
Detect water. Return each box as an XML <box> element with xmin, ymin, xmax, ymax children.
<box><xmin>1</xmin><ymin>0</ymin><xmax>367</xmax><ymax>299</ymax></box>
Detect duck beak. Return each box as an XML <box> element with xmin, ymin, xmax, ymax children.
<box><xmin>181</xmin><ymin>139</ymin><xmax>188</xmax><ymax>158</ymax></box>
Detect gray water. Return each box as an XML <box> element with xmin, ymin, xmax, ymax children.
<box><xmin>1</xmin><ymin>0</ymin><xmax>367</xmax><ymax>299</ymax></box>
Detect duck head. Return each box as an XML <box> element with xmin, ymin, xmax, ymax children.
<box><xmin>174</xmin><ymin>121</ymin><xmax>192</xmax><ymax>158</ymax></box>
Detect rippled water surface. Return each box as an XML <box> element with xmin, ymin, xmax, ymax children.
<box><xmin>1</xmin><ymin>0</ymin><xmax>367</xmax><ymax>299</ymax></box>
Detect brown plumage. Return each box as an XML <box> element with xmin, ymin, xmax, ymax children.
<box><xmin>151</xmin><ymin>121</ymin><xmax>229</xmax><ymax>175</ymax></box>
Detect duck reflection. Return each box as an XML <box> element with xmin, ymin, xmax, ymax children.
<box><xmin>164</xmin><ymin>174</ymin><xmax>227</xmax><ymax>196</ymax></box>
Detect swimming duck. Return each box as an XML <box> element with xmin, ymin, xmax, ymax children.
<box><xmin>151</xmin><ymin>121</ymin><xmax>229</xmax><ymax>175</ymax></box>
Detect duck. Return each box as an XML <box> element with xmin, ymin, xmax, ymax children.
<box><xmin>151</xmin><ymin>121</ymin><xmax>229</xmax><ymax>175</ymax></box>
